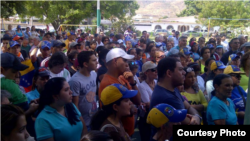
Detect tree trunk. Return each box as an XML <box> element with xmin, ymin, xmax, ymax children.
<box><xmin>51</xmin><ymin>21</ymin><xmax>60</xmax><ymax>31</ymax></box>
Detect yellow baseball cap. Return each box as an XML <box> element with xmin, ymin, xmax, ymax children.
<box><xmin>147</xmin><ymin>104</ymin><xmax>187</xmax><ymax>128</ymax></box>
<box><xmin>66</xmin><ymin>31</ymin><xmax>75</xmax><ymax>36</ymax></box>
<box><xmin>101</xmin><ymin>84</ymin><xmax>138</xmax><ymax>106</ymax></box>
<box><xmin>224</xmin><ymin>65</ymin><xmax>244</xmax><ymax>74</ymax></box>
<box><xmin>210</xmin><ymin>61</ymin><xmax>226</xmax><ymax>71</ymax></box>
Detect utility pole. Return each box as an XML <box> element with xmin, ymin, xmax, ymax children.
<box><xmin>97</xmin><ymin>0</ymin><xmax>101</xmax><ymax>34</ymax></box>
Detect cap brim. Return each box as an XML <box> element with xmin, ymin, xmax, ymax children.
<box><xmin>122</xmin><ymin>89</ymin><xmax>138</xmax><ymax>99</ymax></box>
<box><xmin>217</xmin><ymin>66</ymin><xmax>226</xmax><ymax>69</ymax></box>
<box><xmin>13</xmin><ymin>64</ymin><xmax>29</xmax><ymax>71</ymax></box>
<box><xmin>121</xmin><ymin>54</ymin><xmax>134</xmax><ymax>60</ymax></box>
<box><xmin>169</xmin><ymin>109</ymin><xmax>188</xmax><ymax>122</ymax></box>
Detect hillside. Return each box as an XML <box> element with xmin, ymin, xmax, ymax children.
<box><xmin>136</xmin><ymin>0</ymin><xmax>186</xmax><ymax>18</ymax></box>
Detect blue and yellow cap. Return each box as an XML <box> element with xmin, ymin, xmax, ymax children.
<box><xmin>41</xmin><ymin>41</ymin><xmax>51</xmax><ymax>50</ymax></box>
<box><xmin>183</xmin><ymin>48</ymin><xmax>192</xmax><ymax>55</ymax></box>
<box><xmin>101</xmin><ymin>84</ymin><xmax>138</xmax><ymax>106</ymax></box>
<box><xmin>9</xmin><ymin>41</ymin><xmax>20</xmax><ymax>48</ymax></box>
<box><xmin>228</xmin><ymin>54</ymin><xmax>240</xmax><ymax>61</ymax></box>
<box><xmin>210</xmin><ymin>61</ymin><xmax>226</xmax><ymax>71</ymax></box>
<box><xmin>224</xmin><ymin>65</ymin><xmax>244</xmax><ymax>74</ymax></box>
<box><xmin>147</xmin><ymin>104</ymin><xmax>187</xmax><ymax>128</ymax></box>
<box><xmin>67</xmin><ymin>32</ymin><xmax>75</xmax><ymax>36</ymax></box>
<box><xmin>216</xmin><ymin>45</ymin><xmax>223</xmax><ymax>49</ymax></box>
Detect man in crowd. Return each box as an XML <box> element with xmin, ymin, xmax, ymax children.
<box><xmin>150</xmin><ymin>57</ymin><xmax>201</xmax><ymax>140</ymax></box>
<box><xmin>221</xmin><ymin>35</ymin><xmax>229</xmax><ymax>52</ymax></box>
<box><xmin>221</xmin><ymin>38</ymin><xmax>240</xmax><ymax>65</ymax></box>
<box><xmin>21</xmin><ymin>39</ymin><xmax>32</xmax><ymax>55</ymax></box>
<box><xmin>124</xmin><ymin>26</ymin><xmax>133</xmax><ymax>42</ymax></box>
<box><xmin>142</xmin><ymin>31</ymin><xmax>150</xmax><ymax>44</ymax></box>
<box><xmin>109</xmin><ymin>33</ymin><xmax>114</xmax><ymax>42</ymax></box>
<box><xmin>168</xmin><ymin>36</ymin><xmax>188</xmax><ymax>55</ymax></box>
<box><xmin>96</xmin><ymin>35</ymin><xmax>104</xmax><ymax>48</ymax></box>
<box><xmin>69</xmin><ymin>51</ymin><xmax>98</xmax><ymax>130</ymax></box>
<box><xmin>198</xmin><ymin>37</ymin><xmax>205</xmax><ymax>51</ymax></box>
<box><xmin>173</xmin><ymin>31</ymin><xmax>180</xmax><ymax>47</ymax></box>
<box><xmin>130</xmin><ymin>33</ymin><xmax>139</xmax><ymax>48</ymax></box>
<box><xmin>99</xmin><ymin>48</ymin><xmax>141</xmax><ymax>136</ymax></box>
<box><xmin>238</xmin><ymin>35</ymin><xmax>246</xmax><ymax>47</ymax></box>
<box><xmin>24</xmin><ymin>27</ymin><xmax>31</xmax><ymax>39</ymax></box>
<box><xmin>65</xmin><ymin>32</ymin><xmax>75</xmax><ymax>51</ymax></box>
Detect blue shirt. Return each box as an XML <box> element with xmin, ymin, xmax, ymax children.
<box><xmin>230</xmin><ymin>86</ymin><xmax>247</xmax><ymax>125</ymax></box>
<box><xmin>35</xmin><ymin>104</ymin><xmax>83</xmax><ymax>141</ymax></box>
<box><xmin>135</xmin><ymin>60</ymin><xmax>143</xmax><ymax>77</ymax></box>
<box><xmin>191</xmin><ymin>52</ymin><xmax>200</xmax><ymax>62</ymax></box>
<box><xmin>150</xmin><ymin>85</ymin><xmax>184</xmax><ymax>140</ymax></box>
<box><xmin>26</xmin><ymin>89</ymin><xmax>40</xmax><ymax>104</ymax></box>
<box><xmin>16</xmin><ymin>31</ymin><xmax>23</xmax><ymax>37</ymax></box>
<box><xmin>24</xmin><ymin>32</ymin><xmax>31</xmax><ymax>39</ymax></box>
<box><xmin>206</xmin><ymin>96</ymin><xmax>237</xmax><ymax>125</ymax></box>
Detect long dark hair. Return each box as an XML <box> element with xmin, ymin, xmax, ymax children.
<box><xmin>211</xmin><ymin>74</ymin><xmax>231</xmax><ymax>96</ymax></box>
<box><xmin>90</xmin><ymin>99</ymin><xmax>123</xmax><ymax>130</ymax></box>
<box><xmin>38</xmin><ymin>77</ymin><xmax>80</xmax><ymax>125</ymax></box>
<box><xmin>204</xmin><ymin>58</ymin><xmax>215</xmax><ymax>73</ymax></box>
<box><xmin>1</xmin><ymin>104</ymin><xmax>25</xmax><ymax>136</ymax></box>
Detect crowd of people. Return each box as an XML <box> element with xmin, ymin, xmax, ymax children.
<box><xmin>1</xmin><ymin>24</ymin><xmax>250</xmax><ymax>141</ymax></box>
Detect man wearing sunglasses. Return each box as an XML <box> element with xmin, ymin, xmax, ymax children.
<box><xmin>224</xmin><ymin>65</ymin><xmax>247</xmax><ymax>125</ymax></box>
<box><xmin>221</xmin><ymin>38</ymin><xmax>240</xmax><ymax>65</ymax></box>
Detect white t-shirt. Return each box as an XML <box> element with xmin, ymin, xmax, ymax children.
<box><xmin>206</xmin><ymin>80</ymin><xmax>214</xmax><ymax>101</ymax></box>
<box><xmin>221</xmin><ymin>40</ymin><xmax>229</xmax><ymax>52</ymax></box>
<box><xmin>96</xmin><ymin>41</ymin><xmax>104</xmax><ymax>48</ymax></box>
<box><xmin>173</xmin><ymin>37</ymin><xmax>179</xmax><ymax>47</ymax></box>
<box><xmin>197</xmin><ymin>76</ymin><xmax>205</xmax><ymax>92</ymax></box>
<box><xmin>138</xmin><ymin>80</ymin><xmax>157</xmax><ymax>103</ymax></box>
<box><xmin>134</xmin><ymin>75</ymin><xmax>140</xmax><ymax>87</ymax></box>
<box><xmin>49</xmin><ymin>68</ymin><xmax>71</xmax><ymax>82</ymax></box>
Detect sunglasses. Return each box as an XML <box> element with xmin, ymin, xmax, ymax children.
<box><xmin>230</xmin><ymin>74</ymin><xmax>241</xmax><ymax>79</ymax></box>
<box><xmin>150</xmin><ymin>68</ymin><xmax>157</xmax><ymax>72</ymax></box>
<box><xmin>130</xmin><ymin>61</ymin><xmax>138</xmax><ymax>65</ymax></box>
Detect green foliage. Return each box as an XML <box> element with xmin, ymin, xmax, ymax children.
<box><xmin>177</xmin><ymin>0</ymin><xmax>203</xmax><ymax>17</ymax></box>
<box><xmin>162</xmin><ymin>16</ymin><xmax>168</xmax><ymax>19</ymax></box>
<box><xmin>22</xmin><ymin>1</ymin><xmax>139</xmax><ymax>31</ymax></box>
<box><xmin>198</xmin><ymin>1</ymin><xmax>250</xmax><ymax>28</ymax></box>
<box><xmin>112</xmin><ymin>16</ymin><xmax>134</xmax><ymax>34</ymax></box>
<box><xmin>1</xmin><ymin>1</ymin><xmax>27</xmax><ymax>19</ymax></box>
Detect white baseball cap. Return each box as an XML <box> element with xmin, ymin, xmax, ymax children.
<box><xmin>142</xmin><ymin>61</ymin><xmax>157</xmax><ymax>73</ymax></box>
<box><xmin>106</xmin><ymin>48</ymin><xmax>134</xmax><ymax>63</ymax></box>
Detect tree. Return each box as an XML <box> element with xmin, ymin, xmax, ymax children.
<box><xmin>177</xmin><ymin>0</ymin><xmax>203</xmax><ymax>17</ymax></box>
<box><xmin>197</xmin><ymin>1</ymin><xmax>250</xmax><ymax>31</ymax></box>
<box><xmin>23</xmin><ymin>1</ymin><xmax>139</xmax><ymax>31</ymax></box>
<box><xmin>1</xmin><ymin>1</ymin><xmax>27</xmax><ymax>19</ymax></box>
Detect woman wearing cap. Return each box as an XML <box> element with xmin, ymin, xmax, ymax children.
<box><xmin>181</xmin><ymin>67</ymin><xmax>207</xmax><ymax>125</ymax></box>
<box><xmin>147</xmin><ymin>104</ymin><xmax>187</xmax><ymax>141</ymax></box>
<box><xmin>26</xmin><ymin>67</ymin><xmax>50</xmax><ymax>104</ymax></box>
<box><xmin>190</xmin><ymin>41</ymin><xmax>200</xmax><ymax>62</ymax></box>
<box><xmin>206</xmin><ymin>74</ymin><xmax>237</xmax><ymax>125</ymax></box>
<box><xmin>91</xmin><ymin>84</ymin><xmax>137</xmax><ymax>141</ymax></box>
<box><xmin>240</xmin><ymin>51</ymin><xmax>250</xmax><ymax>92</ymax></box>
<box><xmin>228</xmin><ymin>54</ymin><xmax>240</xmax><ymax>67</ymax></box>
<box><xmin>213</xmin><ymin>45</ymin><xmax>224</xmax><ymax>61</ymax></box>
<box><xmin>205</xmin><ymin>61</ymin><xmax>226</xmax><ymax>101</ymax></box>
<box><xmin>198</xmin><ymin>47</ymin><xmax>211</xmax><ymax>74</ymax></box>
<box><xmin>15</xmin><ymin>25</ymin><xmax>24</xmax><ymax>37</ymax></box>
<box><xmin>224</xmin><ymin>65</ymin><xmax>247</xmax><ymax>125</ymax></box>
<box><xmin>137</xmin><ymin>61</ymin><xmax>157</xmax><ymax>141</ymax></box>
<box><xmin>35</xmin><ymin>77</ymin><xmax>86</xmax><ymax>141</ymax></box>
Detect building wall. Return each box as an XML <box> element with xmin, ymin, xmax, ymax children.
<box><xmin>151</xmin><ymin>23</ymin><xmax>205</xmax><ymax>32</ymax></box>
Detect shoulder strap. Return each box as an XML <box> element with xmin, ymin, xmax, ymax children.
<box><xmin>237</xmin><ymin>86</ymin><xmax>246</xmax><ymax>108</ymax></box>
<box><xmin>100</xmin><ymin>124</ymin><xmax>118</xmax><ymax>132</ymax></box>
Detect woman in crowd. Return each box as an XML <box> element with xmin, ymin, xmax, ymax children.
<box><xmin>89</xmin><ymin>41</ymin><xmax>97</xmax><ymax>52</ymax></box>
<box><xmin>67</xmin><ymin>51</ymin><xmax>79</xmax><ymax>76</ymax></box>
<box><xmin>91</xmin><ymin>84</ymin><xmax>137</xmax><ymax>141</ymax></box>
<box><xmin>187</xmin><ymin>63</ymin><xmax>205</xmax><ymax>93</ymax></box>
<box><xmin>26</xmin><ymin>67</ymin><xmax>50</xmax><ymax>103</ymax></box>
<box><xmin>81</xmin><ymin>130</ymin><xmax>113</xmax><ymax>141</ymax></box>
<box><xmin>199</xmin><ymin>47</ymin><xmax>211</xmax><ymax>74</ymax></box>
<box><xmin>206</xmin><ymin>61</ymin><xmax>226</xmax><ymax>101</ymax></box>
<box><xmin>35</xmin><ymin>77</ymin><xmax>86</xmax><ymax>141</ymax></box>
<box><xmin>213</xmin><ymin>45</ymin><xmax>224</xmax><ymax>61</ymax></box>
<box><xmin>206</xmin><ymin>74</ymin><xmax>237</xmax><ymax>125</ymax></box>
<box><xmin>190</xmin><ymin>41</ymin><xmax>200</xmax><ymax>62</ymax></box>
<box><xmin>224</xmin><ymin>65</ymin><xmax>246</xmax><ymax>125</ymax></box>
<box><xmin>102</xmin><ymin>37</ymin><xmax>110</xmax><ymax>46</ymax></box>
<box><xmin>15</xmin><ymin>25</ymin><xmax>24</xmax><ymax>37</ymax></box>
<box><xmin>144</xmin><ymin>41</ymin><xmax>155</xmax><ymax>59</ymax></box>
<box><xmin>138</xmin><ymin>61</ymin><xmax>158</xmax><ymax>141</ymax></box>
<box><xmin>181</xmin><ymin>67</ymin><xmax>208</xmax><ymax>124</ymax></box>
<box><xmin>127</xmin><ymin>48</ymin><xmax>137</xmax><ymax>61</ymax></box>
<box><xmin>1</xmin><ymin>104</ymin><xmax>32</xmax><ymax>141</ymax></box>
<box><xmin>239</xmin><ymin>51</ymin><xmax>250</xmax><ymax>92</ymax></box>
<box><xmin>135</xmin><ymin>48</ymin><xmax>143</xmax><ymax>77</ymax></box>
<box><xmin>48</xmin><ymin>51</ymin><xmax>71</xmax><ymax>82</ymax></box>
<box><xmin>188</xmin><ymin>37</ymin><xmax>196</xmax><ymax>50</ymax></box>
<box><xmin>200</xmin><ymin>58</ymin><xmax>215</xmax><ymax>81</ymax></box>
<box><xmin>128</xmin><ymin>61</ymin><xmax>140</xmax><ymax>86</ymax></box>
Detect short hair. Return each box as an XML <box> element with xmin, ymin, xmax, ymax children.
<box><xmin>238</xmin><ymin>35</ymin><xmax>245</xmax><ymax>39</ymax></box>
<box><xmin>90</xmin><ymin>40</ymin><xmax>97</xmax><ymax>46</ymax></box>
<box><xmin>48</xmin><ymin>52</ymin><xmax>68</xmax><ymax>69</ymax></box>
<box><xmin>139</xmin><ymin>38</ymin><xmax>146</xmax><ymax>44</ymax></box>
<box><xmin>136</xmin><ymin>48</ymin><xmax>143</xmax><ymax>55</ymax></box>
<box><xmin>142</xmin><ymin>31</ymin><xmax>147</xmax><ymax>34</ymax></box>
<box><xmin>179</xmin><ymin>36</ymin><xmax>188</xmax><ymax>41</ymax></box>
<box><xmin>198</xmin><ymin>37</ymin><xmax>205</xmax><ymax>41</ymax></box>
<box><xmin>167</xmin><ymin>37</ymin><xmax>174</xmax><ymax>42</ymax></box>
<box><xmin>78</xmin><ymin>51</ymin><xmax>95</xmax><ymax>68</ymax></box>
<box><xmin>157</xmin><ymin>57</ymin><xmax>180</xmax><ymax>82</ymax></box>
<box><xmin>1</xmin><ymin>90</ymin><xmax>11</xmax><ymax>102</ymax></box>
